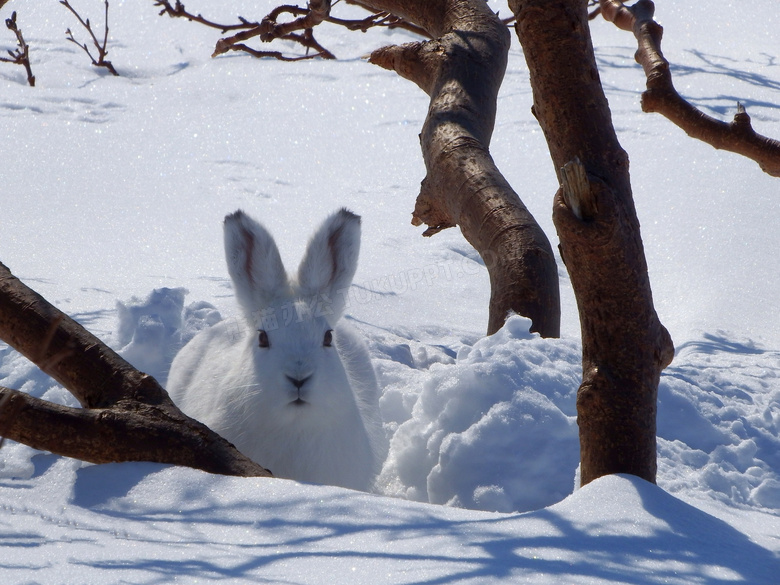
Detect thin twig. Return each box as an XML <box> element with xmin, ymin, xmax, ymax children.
<box><xmin>213</xmin><ymin>0</ymin><xmax>333</xmax><ymax>58</ymax></box>
<box><xmin>61</xmin><ymin>0</ymin><xmax>119</xmax><ymax>76</ymax></box>
<box><xmin>0</xmin><ymin>11</ymin><xmax>35</xmax><ymax>86</ymax></box>
<box><xmin>329</xmin><ymin>7</ymin><xmax>431</xmax><ymax>38</ymax></box>
<box><xmin>154</xmin><ymin>0</ymin><xmax>258</xmax><ymax>33</ymax></box>
<box><xmin>224</xmin><ymin>44</ymin><xmax>328</xmax><ymax>62</ymax></box>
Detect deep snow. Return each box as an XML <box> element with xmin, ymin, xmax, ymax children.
<box><xmin>1</xmin><ymin>0</ymin><xmax>779</xmax><ymax>583</ymax></box>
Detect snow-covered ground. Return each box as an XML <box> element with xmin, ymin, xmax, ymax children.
<box><xmin>1</xmin><ymin>1</ymin><xmax>779</xmax><ymax>582</ymax></box>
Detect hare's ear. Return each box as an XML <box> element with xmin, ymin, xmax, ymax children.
<box><xmin>298</xmin><ymin>208</ymin><xmax>360</xmax><ymax>322</ymax></box>
<box><xmin>224</xmin><ymin>210</ymin><xmax>288</xmax><ymax>319</ymax></box>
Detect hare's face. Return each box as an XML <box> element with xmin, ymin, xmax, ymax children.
<box><xmin>221</xmin><ymin>208</ymin><xmax>362</xmax><ymax>422</ymax></box>
<box><xmin>248</xmin><ymin>299</ymin><xmax>352</xmax><ymax>416</ymax></box>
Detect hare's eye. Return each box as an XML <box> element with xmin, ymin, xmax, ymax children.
<box><xmin>323</xmin><ymin>329</ymin><xmax>333</xmax><ymax>347</ymax></box>
<box><xmin>258</xmin><ymin>330</ymin><xmax>270</xmax><ymax>348</ymax></box>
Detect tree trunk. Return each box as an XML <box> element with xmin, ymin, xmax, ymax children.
<box><xmin>0</xmin><ymin>261</ymin><xmax>271</xmax><ymax>477</ymax></box>
<box><xmin>358</xmin><ymin>0</ymin><xmax>560</xmax><ymax>337</ymax></box>
<box><xmin>509</xmin><ymin>0</ymin><xmax>674</xmax><ymax>485</ymax></box>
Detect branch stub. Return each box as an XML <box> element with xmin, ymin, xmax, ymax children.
<box><xmin>560</xmin><ymin>157</ymin><xmax>597</xmax><ymax>221</ymax></box>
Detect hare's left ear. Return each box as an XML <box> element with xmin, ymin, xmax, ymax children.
<box><xmin>297</xmin><ymin>208</ymin><xmax>361</xmax><ymax>322</ymax></box>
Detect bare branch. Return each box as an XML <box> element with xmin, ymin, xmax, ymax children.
<box><xmin>154</xmin><ymin>0</ymin><xmax>258</xmax><ymax>32</ymax></box>
<box><xmin>0</xmin><ymin>11</ymin><xmax>35</xmax><ymax>86</ymax></box>
<box><xmin>599</xmin><ymin>0</ymin><xmax>780</xmax><ymax>177</ymax></box>
<box><xmin>0</xmin><ymin>261</ymin><xmax>271</xmax><ymax>477</ymax></box>
<box><xmin>341</xmin><ymin>1</ymin><xmax>431</xmax><ymax>38</ymax></box>
<box><xmin>156</xmin><ymin>0</ymin><xmax>423</xmax><ymax>61</ymax></box>
<box><xmin>212</xmin><ymin>0</ymin><xmax>333</xmax><ymax>58</ymax></box>
<box><xmin>221</xmin><ymin>40</ymin><xmax>333</xmax><ymax>62</ymax></box>
<box><xmin>61</xmin><ymin>0</ymin><xmax>119</xmax><ymax>76</ymax></box>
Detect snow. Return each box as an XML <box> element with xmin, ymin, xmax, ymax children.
<box><xmin>1</xmin><ymin>465</ymin><xmax>776</xmax><ymax>584</ymax></box>
<box><xmin>1</xmin><ymin>0</ymin><xmax>780</xmax><ymax>582</ymax></box>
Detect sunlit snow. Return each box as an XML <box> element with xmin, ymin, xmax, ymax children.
<box><xmin>1</xmin><ymin>1</ymin><xmax>779</xmax><ymax>583</ymax></box>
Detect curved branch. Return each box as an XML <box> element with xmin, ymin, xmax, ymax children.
<box><xmin>0</xmin><ymin>261</ymin><xmax>271</xmax><ymax>477</ymax></box>
<box><xmin>366</xmin><ymin>0</ymin><xmax>561</xmax><ymax>337</ymax></box>
<box><xmin>0</xmin><ymin>386</ymin><xmax>265</xmax><ymax>474</ymax></box>
<box><xmin>155</xmin><ymin>0</ymin><xmax>257</xmax><ymax>32</ymax></box>
<box><xmin>600</xmin><ymin>0</ymin><xmax>780</xmax><ymax>177</ymax></box>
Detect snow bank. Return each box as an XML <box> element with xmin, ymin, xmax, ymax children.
<box><xmin>1</xmin><ymin>459</ymin><xmax>775</xmax><ymax>584</ymax></box>
<box><xmin>376</xmin><ymin>315</ymin><xmax>581</xmax><ymax>512</ymax></box>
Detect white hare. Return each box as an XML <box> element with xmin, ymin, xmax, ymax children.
<box><xmin>167</xmin><ymin>209</ymin><xmax>385</xmax><ymax>491</ymax></box>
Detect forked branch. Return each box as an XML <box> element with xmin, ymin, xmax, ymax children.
<box><xmin>61</xmin><ymin>0</ymin><xmax>119</xmax><ymax>76</ymax></box>
<box><xmin>154</xmin><ymin>0</ymin><xmax>257</xmax><ymax>33</ymax></box>
<box><xmin>599</xmin><ymin>0</ymin><xmax>780</xmax><ymax>177</ymax></box>
<box><xmin>1</xmin><ymin>10</ymin><xmax>35</xmax><ymax>86</ymax></box>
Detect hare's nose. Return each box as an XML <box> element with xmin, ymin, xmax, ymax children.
<box><xmin>286</xmin><ymin>375</ymin><xmax>311</xmax><ymax>389</ymax></box>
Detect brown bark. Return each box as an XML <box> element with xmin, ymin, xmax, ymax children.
<box><xmin>600</xmin><ymin>0</ymin><xmax>780</xmax><ymax>177</ymax></box>
<box><xmin>0</xmin><ymin>261</ymin><xmax>271</xmax><ymax>477</ymax></box>
<box><xmin>361</xmin><ymin>0</ymin><xmax>560</xmax><ymax>337</ymax></box>
<box><xmin>510</xmin><ymin>0</ymin><xmax>674</xmax><ymax>485</ymax></box>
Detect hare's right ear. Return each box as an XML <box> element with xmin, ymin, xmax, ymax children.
<box><xmin>224</xmin><ymin>210</ymin><xmax>288</xmax><ymax>318</ymax></box>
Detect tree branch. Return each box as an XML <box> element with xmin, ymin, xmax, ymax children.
<box><xmin>156</xmin><ymin>0</ymin><xmax>335</xmax><ymax>61</ymax></box>
<box><xmin>1</xmin><ymin>11</ymin><xmax>35</xmax><ymax>86</ymax></box>
<box><xmin>61</xmin><ymin>0</ymin><xmax>119</xmax><ymax>76</ymax></box>
<box><xmin>212</xmin><ymin>0</ymin><xmax>334</xmax><ymax>58</ymax></box>
<box><xmin>156</xmin><ymin>0</ymin><xmax>423</xmax><ymax>61</ymax></box>
<box><xmin>343</xmin><ymin>1</ymin><xmax>431</xmax><ymax>38</ymax></box>
<box><xmin>0</xmin><ymin>261</ymin><xmax>271</xmax><ymax>477</ymax></box>
<box><xmin>365</xmin><ymin>0</ymin><xmax>561</xmax><ymax>337</ymax></box>
<box><xmin>599</xmin><ymin>0</ymin><xmax>780</xmax><ymax>177</ymax></box>
<box><xmin>154</xmin><ymin>0</ymin><xmax>258</xmax><ymax>33</ymax></box>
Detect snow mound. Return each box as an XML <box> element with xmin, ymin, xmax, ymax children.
<box><xmin>376</xmin><ymin>315</ymin><xmax>582</xmax><ymax>512</ymax></box>
<box><xmin>115</xmin><ymin>287</ymin><xmax>221</xmax><ymax>385</ymax></box>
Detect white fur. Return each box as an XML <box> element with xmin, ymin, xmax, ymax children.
<box><xmin>167</xmin><ymin>209</ymin><xmax>385</xmax><ymax>491</ymax></box>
